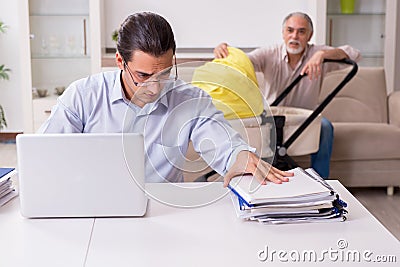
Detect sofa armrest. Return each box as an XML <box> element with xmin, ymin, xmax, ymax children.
<box><xmin>388</xmin><ymin>91</ymin><xmax>400</xmax><ymax>127</ymax></box>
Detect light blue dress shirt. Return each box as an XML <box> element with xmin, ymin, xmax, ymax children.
<box><xmin>39</xmin><ymin>70</ymin><xmax>254</xmax><ymax>182</ymax></box>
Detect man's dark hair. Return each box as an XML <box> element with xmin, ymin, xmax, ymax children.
<box><xmin>117</xmin><ymin>12</ymin><xmax>176</xmax><ymax>62</ymax></box>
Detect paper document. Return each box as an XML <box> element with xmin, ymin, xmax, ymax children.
<box><xmin>229</xmin><ymin>167</ymin><xmax>347</xmax><ymax>225</ymax></box>
<box><xmin>0</xmin><ymin>167</ymin><xmax>18</xmax><ymax>207</ymax></box>
<box><xmin>229</xmin><ymin>167</ymin><xmax>332</xmax><ymax>205</ymax></box>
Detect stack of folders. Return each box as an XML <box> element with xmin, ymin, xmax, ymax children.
<box><xmin>0</xmin><ymin>167</ymin><xmax>18</xmax><ymax>207</ymax></box>
<box><xmin>228</xmin><ymin>167</ymin><xmax>347</xmax><ymax>224</ymax></box>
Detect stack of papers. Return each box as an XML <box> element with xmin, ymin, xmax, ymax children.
<box><xmin>0</xmin><ymin>168</ymin><xmax>18</xmax><ymax>207</ymax></box>
<box><xmin>228</xmin><ymin>167</ymin><xmax>347</xmax><ymax>224</ymax></box>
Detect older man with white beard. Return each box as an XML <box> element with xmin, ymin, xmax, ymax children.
<box><xmin>213</xmin><ymin>12</ymin><xmax>361</xmax><ymax>179</ymax></box>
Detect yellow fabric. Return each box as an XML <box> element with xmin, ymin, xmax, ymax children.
<box><xmin>192</xmin><ymin>47</ymin><xmax>264</xmax><ymax>119</ymax></box>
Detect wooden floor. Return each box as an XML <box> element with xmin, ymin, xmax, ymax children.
<box><xmin>350</xmin><ymin>187</ymin><xmax>400</xmax><ymax>240</ymax></box>
<box><xmin>1</xmin><ymin>142</ymin><xmax>399</xmax><ymax>240</ymax></box>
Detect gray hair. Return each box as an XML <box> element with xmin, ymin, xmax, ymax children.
<box><xmin>282</xmin><ymin>12</ymin><xmax>314</xmax><ymax>33</ymax></box>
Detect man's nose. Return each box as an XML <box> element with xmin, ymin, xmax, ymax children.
<box><xmin>146</xmin><ymin>82</ymin><xmax>162</xmax><ymax>95</ymax></box>
<box><xmin>291</xmin><ymin>30</ymin><xmax>299</xmax><ymax>39</ymax></box>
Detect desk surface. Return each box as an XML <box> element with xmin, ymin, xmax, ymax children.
<box><xmin>0</xmin><ymin>196</ymin><xmax>94</xmax><ymax>266</ymax></box>
<box><xmin>1</xmin><ymin>181</ymin><xmax>399</xmax><ymax>266</ymax></box>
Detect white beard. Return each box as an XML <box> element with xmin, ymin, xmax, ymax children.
<box><xmin>286</xmin><ymin>40</ymin><xmax>304</xmax><ymax>55</ymax></box>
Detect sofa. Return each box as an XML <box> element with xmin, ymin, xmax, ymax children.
<box><xmin>314</xmin><ymin>67</ymin><xmax>400</xmax><ymax>194</ymax></box>
<box><xmin>285</xmin><ymin>67</ymin><xmax>400</xmax><ymax>194</ymax></box>
<box><xmin>183</xmin><ymin>67</ymin><xmax>400</xmax><ymax>195</ymax></box>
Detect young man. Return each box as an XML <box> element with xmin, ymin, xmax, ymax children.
<box><xmin>38</xmin><ymin>12</ymin><xmax>292</xmax><ymax>186</ymax></box>
<box><xmin>214</xmin><ymin>12</ymin><xmax>361</xmax><ymax>178</ymax></box>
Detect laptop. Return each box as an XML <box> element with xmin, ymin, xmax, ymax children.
<box><xmin>16</xmin><ymin>133</ymin><xmax>148</xmax><ymax>218</ymax></box>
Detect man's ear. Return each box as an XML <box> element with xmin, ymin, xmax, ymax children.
<box><xmin>115</xmin><ymin>52</ymin><xmax>124</xmax><ymax>70</ymax></box>
<box><xmin>308</xmin><ymin>31</ymin><xmax>313</xmax><ymax>42</ymax></box>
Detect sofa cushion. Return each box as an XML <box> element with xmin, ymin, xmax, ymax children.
<box><xmin>329</xmin><ymin>160</ymin><xmax>400</xmax><ymax>187</ymax></box>
<box><xmin>331</xmin><ymin>122</ymin><xmax>400</xmax><ymax>161</ymax></box>
<box><xmin>320</xmin><ymin>67</ymin><xmax>388</xmax><ymax>123</ymax></box>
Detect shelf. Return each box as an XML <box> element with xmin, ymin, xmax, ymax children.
<box><xmin>361</xmin><ymin>53</ymin><xmax>384</xmax><ymax>58</ymax></box>
<box><xmin>29</xmin><ymin>14</ymin><xmax>90</xmax><ymax>61</ymax></box>
<box><xmin>327</xmin><ymin>13</ymin><xmax>385</xmax><ymax>16</ymax></box>
<box><xmin>30</xmin><ymin>13</ymin><xmax>89</xmax><ymax>17</ymax></box>
<box><xmin>32</xmin><ymin>94</ymin><xmax>59</xmax><ymax>101</ymax></box>
<box><xmin>326</xmin><ymin>8</ymin><xmax>385</xmax><ymax>64</ymax></box>
<box><xmin>31</xmin><ymin>55</ymin><xmax>90</xmax><ymax>59</ymax></box>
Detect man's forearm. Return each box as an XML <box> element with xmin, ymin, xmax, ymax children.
<box><xmin>322</xmin><ymin>48</ymin><xmax>349</xmax><ymax>60</ymax></box>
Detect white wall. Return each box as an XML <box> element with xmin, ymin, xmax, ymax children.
<box><xmin>102</xmin><ymin>0</ymin><xmax>321</xmax><ymax>50</ymax></box>
<box><xmin>0</xmin><ymin>0</ymin><xmax>33</xmax><ymax>133</ymax></box>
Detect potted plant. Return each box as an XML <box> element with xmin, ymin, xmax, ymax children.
<box><xmin>0</xmin><ymin>21</ymin><xmax>11</xmax><ymax>130</ymax></box>
<box><xmin>111</xmin><ymin>29</ymin><xmax>118</xmax><ymax>43</ymax></box>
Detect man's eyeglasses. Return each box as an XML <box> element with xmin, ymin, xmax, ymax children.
<box><xmin>123</xmin><ymin>56</ymin><xmax>178</xmax><ymax>87</ymax></box>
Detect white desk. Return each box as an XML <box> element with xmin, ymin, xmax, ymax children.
<box><xmin>1</xmin><ymin>181</ymin><xmax>399</xmax><ymax>266</ymax></box>
<box><xmin>0</xmin><ymin>196</ymin><xmax>94</xmax><ymax>267</ymax></box>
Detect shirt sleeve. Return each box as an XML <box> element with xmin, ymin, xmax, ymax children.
<box><xmin>189</xmin><ymin>92</ymin><xmax>256</xmax><ymax>176</ymax></box>
<box><xmin>306</xmin><ymin>44</ymin><xmax>361</xmax><ymax>78</ymax></box>
<box><xmin>247</xmin><ymin>44</ymin><xmax>282</xmax><ymax>73</ymax></box>
<box><xmin>37</xmin><ymin>85</ymin><xmax>84</xmax><ymax>133</ymax></box>
<box><xmin>338</xmin><ymin>44</ymin><xmax>362</xmax><ymax>62</ymax></box>
<box><xmin>247</xmin><ymin>47</ymin><xmax>268</xmax><ymax>73</ymax></box>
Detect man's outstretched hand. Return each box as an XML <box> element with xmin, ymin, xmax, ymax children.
<box><xmin>223</xmin><ymin>150</ymin><xmax>293</xmax><ymax>187</ymax></box>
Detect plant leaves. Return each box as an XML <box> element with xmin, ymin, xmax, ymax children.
<box><xmin>0</xmin><ymin>21</ymin><xmax>7</xmax><ymax>33</ymax></box>
<box><xmin>0</xmin><ymin>105</ymin><xmax>7</xmax><ymax>130</ymax></box>
<box><xmin>0</xmin><ymin>64</ymin><xmax>11</xmax><ymax>80</ymax></box>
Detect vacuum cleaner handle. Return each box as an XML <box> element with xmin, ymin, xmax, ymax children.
<box><xmin>282</xmin><ymin>58</ymin><xmax>358</xmax><ymax>150</ymax></box>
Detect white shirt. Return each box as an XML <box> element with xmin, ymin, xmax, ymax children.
<box><xmin>248</xmin><ymin>43</ymin><xmax>361</xmax><ymax>109</ymax></box>
<box><xmin>39</xmin><ymin>70</ymin><xmax>253</xmax><ymax>183</ymax></box>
